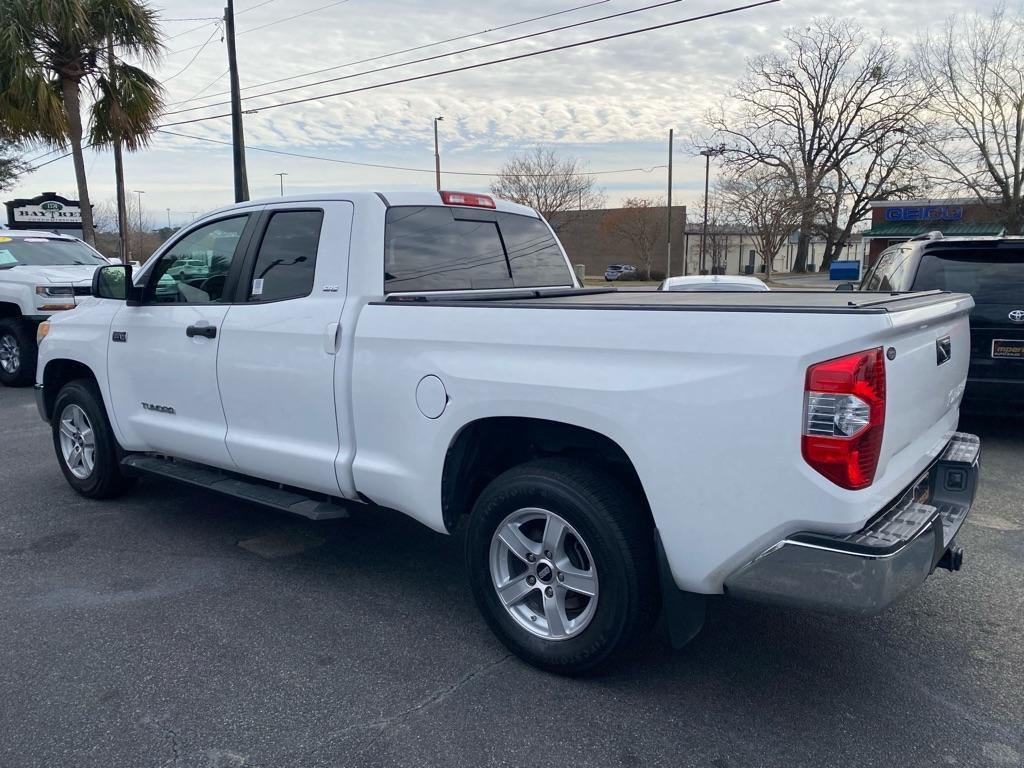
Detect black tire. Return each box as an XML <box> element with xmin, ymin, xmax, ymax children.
<box><xmin>465</xmin><ymin>457</ymin><xmax>658</xmax><ymax>675</ymax></box>
<box><xmin>51</xmin><ymin>379</ymin><xmax>134</xmax><ymax>499</ymax></box>
<box><xmin>0</xmin><ymin>317</ymin><xmax>37</xmax><ymax>387</ymax></box>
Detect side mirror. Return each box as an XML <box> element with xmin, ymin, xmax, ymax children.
<box><xmin>92</xmin><ymin>263</ymin><xmax>140</xmax><ymax>304</ymax></box>
<box><xmin>834</xmin><ymin>282</ymin><xmax>856</xmax><ymax>292</ymax></box>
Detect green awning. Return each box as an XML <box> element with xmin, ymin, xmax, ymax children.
<box><xmin>863</xmin><ymin>221</ymin><xmax>1005</xmax><ymax>238</ymax></box>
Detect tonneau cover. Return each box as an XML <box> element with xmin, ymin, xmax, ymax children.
<box><xmin>384</xmin><ymin>288</ymin><xmax>968</xmax><ymax>314</ymax></box>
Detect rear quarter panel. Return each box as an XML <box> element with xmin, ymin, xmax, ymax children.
<box><xmin>350</xmin><ymin>299</ymin><xmax>972</xmax><ymax>593</ymax></box>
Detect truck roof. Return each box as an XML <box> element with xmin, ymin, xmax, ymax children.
<box><xmin>197</xmin><ymin>190</ymin><xmax>540</xmax><ymax>223</ymax></box>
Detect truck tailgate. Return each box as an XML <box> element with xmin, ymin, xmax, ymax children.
<box><xmin>874</xmin><ymin>294</ymin><xmax>973</xmax><ymax>483</ymax></box>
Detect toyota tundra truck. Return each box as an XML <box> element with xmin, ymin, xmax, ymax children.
<box><xmin>34</xmin><ymin>190</ymin><xmax>981</xmax><ymax>674</ymax></box>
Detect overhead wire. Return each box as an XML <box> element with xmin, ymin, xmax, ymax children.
<box><xmin>164</xmin><ymin>0</ymin><xmax>692</xmax><ymax>116</ymax></box>
<box><xmin>167</xmin><ymin>0</ymin><xmax>612</xmax><ymax>106</ymax></box>
<box><xmin>158</xmin><ymin>0</ymin><xmax>780</xmax><ymax>128</ymax></box>
<box><xmin>156</xmin><ymin>128</ymin><xmax>666</xmax><ymax>177</ymax></box>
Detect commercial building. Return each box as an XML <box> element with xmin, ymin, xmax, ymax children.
<box><xmin>862</xmin><ymin>199</ymin><xmax>1006</xmax><ymax>263</ymax></box>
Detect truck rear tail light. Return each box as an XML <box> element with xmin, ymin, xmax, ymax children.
<box><xmin>440</xmin><ymin>191</ymin><xmax>496</xmax><ymax>209</ymax></box>
<box><xmin>802</xmin><ymin>347</ymin><xmax>886</xmax><ymax>490</ymax></box>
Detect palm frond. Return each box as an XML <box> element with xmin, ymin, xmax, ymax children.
<box><xmin>90</xmin><ymin>61</ymin><xmax>162</xmax><ymax>150</ymax></box>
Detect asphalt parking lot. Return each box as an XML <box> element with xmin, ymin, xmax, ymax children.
<box><xmin>1</xmin><ymin>386</ymin><xmax>1021</xmax><ymax>768</ymax></box>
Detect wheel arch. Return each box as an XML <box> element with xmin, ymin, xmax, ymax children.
<box><xmin>440</xmin><ymin>416</ymin><xmax>653</xmax><ymax>532</ymax></box>
<box><xmin>0</xmin><ymin>301</ymin><xmax>23</xmax><ymax>319</ymax></box>
<box><xmin>41</xmin><ymin>358</ymin><xmax>100</xmax><ymax>422</ymax></box>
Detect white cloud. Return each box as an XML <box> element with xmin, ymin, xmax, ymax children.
<box><xmin>5</xmin><ymin>0</ymin><xmax>1009</xmax><ymax>224</ymax></box>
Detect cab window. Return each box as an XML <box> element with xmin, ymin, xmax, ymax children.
<box><xmin>247</xmin><ymin>210</ymin><xmax>323</xmax><ymax>302</ymax></box>
<box><xmin>144</xmin><ymin>216</ymin><xmax>248</xmax><ymax>304</ymax></box>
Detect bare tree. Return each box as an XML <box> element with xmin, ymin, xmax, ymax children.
<box><xmin>718</xmin><ymin>168</ymin><xmax>801</xmax><ymax>280</ymax></box>
<box><xmin>490</xmin><ymin>147</ymin><xmax>604</xmax><ymax>230</ymax></box>
<box><xmin>92</xmin><ymin>196</ymin><xmax>155</xmax><ymax>260</ymax></box>
<box><xmin>599</xmin><ymin>197</ymin><xmax>664</xmax><ymax>280</ymax></box>
<box><xmin>691</xmin><ymin>193</ymin><xmax>732</xmax><ymax>274</ymax></box>
<box><xmin>708</xmin><ymin>18</ymin><xmax>924</xmax><ymax>271</ymax></box>
<box><xmin>815</xmin><ymin>135</ymin><xmax>925</xmax><ymax>267</ymax></box>
<box><xmin>917</xmin><ymin>6</ymin><xmax>1024</xmax><ymax>234</ymax></box>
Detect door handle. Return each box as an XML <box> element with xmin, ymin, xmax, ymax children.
<box><xmin>186</xmin><ymin>324</ymin><xmax>217</xmax><ymax>339</ymax></box>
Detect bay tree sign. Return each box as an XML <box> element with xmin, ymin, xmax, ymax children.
<box><xmin>4</xmin><ymin>192</ymin><xmax>88</xmax><ymax>230</ymax></box>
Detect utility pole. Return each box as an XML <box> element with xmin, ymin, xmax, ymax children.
<box><xmin>275</xmin><ymin>172</ymin><xmax>288</xmax><ymax>196</ymax></box>
<box><xmin>107</xmin><ymin>36</ymin><xmax>129</xmax><ymax>263</ymax></box>
<box><xmin>699</xmin><ymin>146</ymin><xmax>725</xmax><ymax>274</ymax></box>
<box><xmin>666</xmin><ymin>129</ymin><xmax>674</xmax><ymax>279</ymax></box>
<box><xmin>433</xmin><ymin>116</ymin><xmax>444</xmax><ymax>191</ymax></box>
<box><xmin>166</xmin><ymin>208</ymin><xmax>171</xmax><ymax>229</ymax></box>
<box><xmin>225</xmin><ymin>0</ymin><xmax>249</xmax><ymax>202</ymax></box>
<box><xmin>133</xmin><ymin>190</ymin><xmax>145</xmax><ymax>259</ymax></box>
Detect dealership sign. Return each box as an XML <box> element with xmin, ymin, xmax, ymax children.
<box><xmin>885</xmin><ymin>205</ymin><xmax>963</xmax><ymax>222</ymax></box>
<box><xmin>4</xmin><ymin>192</ymin><xmax>86</xmax><ymax>230</ymax></box>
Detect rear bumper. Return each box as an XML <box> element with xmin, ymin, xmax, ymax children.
<box><xmin>724</xmin><ymin>432</ymin><xmax>980</xmax><ymax>616</ymax></box>
<box><xmin>965</xmin><ymin>377</ymin><xmax>1024</xmax><ymax>404</ymax></box>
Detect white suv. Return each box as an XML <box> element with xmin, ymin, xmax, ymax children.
<box><xmin>0</xmin><ymin>230</ymin><xmax>109</xmax><ymax>386</ymax></box>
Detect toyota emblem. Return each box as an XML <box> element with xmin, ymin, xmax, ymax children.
<box><xmin>1010</xmin><ymin>309</ymin><xmax>1024</xmax><ymax>323</ymax></box>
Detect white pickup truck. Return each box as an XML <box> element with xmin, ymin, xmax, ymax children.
<box><xmin>0</xmin><ymin>230</ymin><xmax>111</xmax><ymax>387</ymax></box>
<box><xmin>35</xmin><ymin>190</ymin><xmax>981</xmax><ymax>674</ymax></box>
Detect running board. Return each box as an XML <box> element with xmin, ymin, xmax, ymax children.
<box><xmin>121</xmin><ymin>455</ymin><xmax>351</xmax><ymax>521</ymax></box>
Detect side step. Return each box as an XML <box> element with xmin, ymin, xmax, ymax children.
<box><xmin>121</xmin><ymin>455</ymin><xmax>350</xmax><ymax>521</ymax></box>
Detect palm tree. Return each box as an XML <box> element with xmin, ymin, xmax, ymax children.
<box><xmin>0</xmin><ymin>0</ymin><xmax>163</xmax><ymax>246</ymax></box>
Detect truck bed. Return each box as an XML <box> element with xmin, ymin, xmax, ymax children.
<box><xmin>383</xmin><ymin>288</ymin><xmax>964</xmax><ymax>314</ymax></box>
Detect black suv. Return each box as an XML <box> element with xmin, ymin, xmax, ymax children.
<box><xmin>857</xmin><ymin>234</ymin><xmax>1024</xmax><ymax>405</ymax></box>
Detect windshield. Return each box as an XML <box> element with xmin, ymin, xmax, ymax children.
<box><xmin>911</xmin><ymin>250</ymin><xmax>1024</xmax><ymax>304</ymax></box>
<box><xmin>0</xmin><ymin>237</ymin><xmax>107</xmax><ymax>268</ymax></box>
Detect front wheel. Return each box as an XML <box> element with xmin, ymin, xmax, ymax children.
<box><xmin>0</xmin><ymin>317</ymin><xmax>36</xmax><ymax>387</ymax></box>
<box><xmin>465</xmin><ymin>458</ymin><xmax>658</xmax><ymax>675</ymax></box>
<box><xmin>51</xmin><ymin>379</ymin><xmax>134</xmax><ymax>498</ymax></box>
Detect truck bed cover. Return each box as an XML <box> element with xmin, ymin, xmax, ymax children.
<box><xmin>383</xmin><ymin>288</ymin><xmax>968</xmax><ymax>314</ymax></box>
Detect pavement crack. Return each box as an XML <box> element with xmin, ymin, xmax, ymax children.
<box><xmin>340</xmin><ymin>653</ymin><xmax>512</xmax><ymax>751</ymax></box>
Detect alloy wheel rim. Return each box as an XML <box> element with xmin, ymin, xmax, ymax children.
<box><xmin>58</xmin><ymin>404</ymin><xmax>96</xmax><ymax>480</ymax></box>
<box><xmin>488</xmin><ymin>507</ymin><xmax>599</xmax><ymax>641</ymax></box>
<box><xmin>0</xmin><ymin>334</ymin><xmax>19</xmax><ymax>374</ymax></box>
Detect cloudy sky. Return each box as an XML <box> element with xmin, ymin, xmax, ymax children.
<box><xmin>4</xmin><ymin>0</ymin><xmax>1006</xmax><ymax>228</ymax></box>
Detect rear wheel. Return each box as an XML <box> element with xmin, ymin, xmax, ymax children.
<box><xmin>0</xmin><ymin>317</ymin><xmax>36</xmax><ymax>387</ymax></box>
<box><xmin>465</xmin><ymin>458</ymin><xmax>658</xmax><ymax>675</ymax></box>
<box><xmin>52</xmin><ymin>379</ymin><xmax>134</xmax><ymax>498</ymax></box>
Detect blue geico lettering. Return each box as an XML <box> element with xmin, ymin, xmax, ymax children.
<box><xmin>886</xmin><ymin>206</ymin><xmax>963</xmax><ymax>222</ymax></box>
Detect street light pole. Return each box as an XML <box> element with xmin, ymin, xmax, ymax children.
<box><xmin>132</xmin><ymin>190</ymin><xmax>145</xmax><ymax>260</ymax></box>
<box><xmin>666</xmin><ymin>128</ymin><xmax>674</xmax><ymax>279</ymax></box>
<box><xmin>698</xmin><ymin>146</ymin><xmax>725</xmax><ymax>274</ymax></box>
<box><xmin>275</xmin><ymin>172</ymin><xmax>288</xmax><ymax>196</ymax></box>
<box><xmin>433</xmin><ymin>116</ymin><xmax>444</xmax><ymax>191</ymax></box>
<box><xmin>166</xmin><ymin>208</ymin><xmax>171</xmax><ymax>229</ymax></box>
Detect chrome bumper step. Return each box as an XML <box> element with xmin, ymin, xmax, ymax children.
<box><xmin>724</xmin><ymin>432</ymin><xmax>980</xmax><ymax>616</ymax></box>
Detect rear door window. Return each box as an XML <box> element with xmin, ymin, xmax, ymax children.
<box><xmin>911</xmin><ymin>250</ymin><xmax>1024</xmax><ymax>304</ymax></box>
<box><xmin>247</xmin><ymin>210</ymin><xmax>324</xmax><ymax>302</ymax></box>
<box><xmin>384</xmin><ymin>206</ymin><xmax>572</xmax><ymax>292</ymax></box>
<box><xmin>863</xmin><ymin>246</ymin><xmax>913</xmax><ymax>291</ymax></box>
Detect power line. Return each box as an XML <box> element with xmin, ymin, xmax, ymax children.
<box><xmin>167</xmin><ymin>0</ymin><xmax>611</xmax><ymax>107</ymax></box>
<box><xmin>165</xmin><ymin>0</ymin><xmax>280</xmax><ymax>41</ymax></box>
<box><xmin>165</xmin><ymin>0</ymin><xmax>689</xmax><ymax>116</ymax></box>
<box><xmin>160</xmin><ymin>0</ymin><xmax>780</xmax><ymax>128</ymax></box>
<box><xmin>167</xmin><ymin>0</ymin><xmax>349</xmax><ymax>54</ymax></box>
<box><xmin>163</xmin><ymin>25</ymin><xmax>222</xmax><ymax>83</ymax></box>
<box><xmin>156</xmin><ymin>129</ymin><xmax>666</xmax><ymax>177</ymax></box>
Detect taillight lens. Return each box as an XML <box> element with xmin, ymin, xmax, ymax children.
<box><xmin>802</xmin><ymin>347</ymin><xmax>886</xmax><ymax>490</ymax></box>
